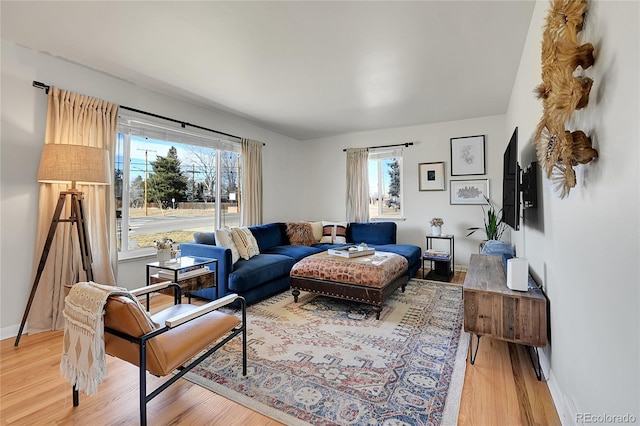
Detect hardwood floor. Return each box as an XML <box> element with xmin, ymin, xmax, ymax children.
<box><xmin>0</xmin><ymin>271</ymin><xmax>560</xmax><ymax>425</ymax></box>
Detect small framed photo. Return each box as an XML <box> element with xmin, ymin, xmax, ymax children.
<box><xmin>450</xmin><ymin>179</ymin><xmax>489</xmax><ymax>205</ymax></box>
<box><xmin>418</xmin><ymin>162</ymin><xmax>445</xmax><ymax>191</ymax></box>
<box><xmin>450</xmin><ymin>135</ymin><xmax>486</xmax><ymax>175</ymax></box>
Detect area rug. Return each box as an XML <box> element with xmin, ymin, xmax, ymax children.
<box><xmin>185</xmin><ymin>279</ymin><xmax>468</xmax><ymax>425</ymax></box>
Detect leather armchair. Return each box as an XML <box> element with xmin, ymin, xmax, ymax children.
<box><xmin>72</xmin><ymin>282</ymin><xmax>247</xmax><ymax>425</ymax></box>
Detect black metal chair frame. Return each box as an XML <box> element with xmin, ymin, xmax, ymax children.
<box><xmin>72</xmin><ymin>283</ymin><xmax>247</xmax><ymax>425</ymax></box>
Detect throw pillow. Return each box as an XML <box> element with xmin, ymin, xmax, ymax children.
<box><xmin>193</xmin><ymin>232</ymin><xmax>216</xmax><ymax>245</ymax></box>
<box><xmin>214</xmin><ymin>227</ymin><xmax>241</xmax><ymax>264</ymax></box>
<box><xmin>308</xmin><ymin>221</ymin><xmax>323</xmax><ymax>242</ymax></box>
<box><xmin>231</xmin><ymin>227</ymin><xmax>260</xmax><ymax>260</ymax></box>
<box><xmin>286</xmin><ymin>222</ymin><xmax>316</xmax><ymax>246</ymax></box>
<box><xmin>319</xmin><ymin>221</ymin><xmax>347</xmax><ymax>244</ymax></box>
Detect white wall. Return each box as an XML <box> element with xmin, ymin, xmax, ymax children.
<box><xmin>300</xmin><ymin>114</ymin><xmax>507</xmax><ymax>268</ymax></box>
<box><xmin>0</xmin><ymin>41</ymin><xmax>304</xmax><ymax>337</ymax></box>
<box><xmin>506</xmin><ymin>1</ymin><xmax>639</xmax><ymax>422</ymax></box>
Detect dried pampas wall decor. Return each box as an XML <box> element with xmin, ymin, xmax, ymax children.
<box><xmin>533</xmin><ymin>0</ymin><xmax>598</xmax><ymax>198</ymax></box>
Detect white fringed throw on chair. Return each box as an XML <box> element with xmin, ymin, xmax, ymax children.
<box><xmin>60</xmin><ymin>281</ymin><xmax>154</xmax><ymax>395</ymax></box>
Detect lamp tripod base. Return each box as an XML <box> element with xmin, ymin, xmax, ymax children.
<box><xmin>14</xmin><ymin>191</ymin><xmax>94</xmax><ymax>346</ymax></box>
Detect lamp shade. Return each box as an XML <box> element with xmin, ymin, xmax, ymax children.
<box><xmin>37</xmin><ymin>144</ymin><xmax>111</xmax><ymax>187</ymax></box>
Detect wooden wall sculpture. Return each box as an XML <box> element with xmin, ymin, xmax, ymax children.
<box><xmin>533</xmin><ymin>0</ymin><xmax>598</xmax><ymax>198</ymax></box>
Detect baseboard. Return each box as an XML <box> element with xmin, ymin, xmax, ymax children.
<box><xmin>541</xmin><ymin>351</ymin><xmax>576</xmax><ymax>426</ymax></box>
<box><xmin>1</xmin><ymin>324</ymin><xmax>20</xmax><ymax>341</ymax></box>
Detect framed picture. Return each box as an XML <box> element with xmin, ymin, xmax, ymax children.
<box><xmin>450</xmin><ymin>179</ymin><xmax>489</xmax><ymax>205</ymax></box>
<box><xmin>450</xmin><ymin>135</ymin><xmax>486</xmax><ymax>175</ymax></box>
<box><xmin>418</xmin><ymin>162</ymin><xmax>445</xmax><ymax>191</ymax></box>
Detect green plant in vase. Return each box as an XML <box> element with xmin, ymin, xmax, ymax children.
<box><xmin>466</xmin><ymin>196</ymin><xmax>507</xmax><ymax>241</ymax></box>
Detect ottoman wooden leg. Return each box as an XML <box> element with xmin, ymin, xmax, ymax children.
<box><xmin>292</xmin><ymin>288</ymin><xmax>300</xmax><ymax>302</ymax></box>
<box><xmin>373</xmin><ymin>305</ymin><xmax>382</xmax><ymax>320</ymax></box>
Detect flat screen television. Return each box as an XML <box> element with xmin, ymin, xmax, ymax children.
<box><xmin>502</xmin><ymin>127</ymin><xmax>520</xmax><ymax>231</ymax></box>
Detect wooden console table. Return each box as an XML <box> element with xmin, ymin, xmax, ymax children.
<box><xmin>463</xmin><ymin>254</ymin><xmax>547</xmax><ymax>380</ymax></box>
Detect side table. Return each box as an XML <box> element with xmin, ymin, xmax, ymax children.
<box><xmin>146</xmin><ymin>256</ymin><xmax>218</xmax><ymax>306</ymax></box>
<box><xmin>422</xmin><ymin>234</ymin><xmax>455</xmax><ymax>282</ymax></box>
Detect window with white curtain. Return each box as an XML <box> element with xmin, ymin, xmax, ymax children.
<box><xmin>368</xmin><ymin>148</ymin><xmax>403</xmax><ymax>219</ymax></box>
<box><xmin>115</xmin><ymin>115</ymin><xmax>242</xmax><ymax>257</ymax></box>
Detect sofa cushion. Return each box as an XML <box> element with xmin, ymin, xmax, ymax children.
<box><xmin>262</xmin><ymin>245</ymin><xmax>323</xmax><ymax>262</ymax></box>
<box><xmin>320</xmin><ymin>221</ymin><xmax>347</xmax><ymax>244</ymax></box>
<box><xmin>214</xmin><ymin>227</ymin><xmax>240</xmax><ymax>264</ymax></box>
<box><xmin>249</xmin><ymin>223</ymin><xmax>287</xmax><ymax>251</ymax></box>
<box><xmin>286</xmin><ymin>222</ymin><xmax>316</xmax><ymax>246</ymax></box>
<box><xmin>348</xmin><ymin>222</ymin><xmax>397</xmax><ymax>245</ymax></box>
<box><xmin>312</xmin><ymin>243</ymin><xmax>351</xmax><ymax>251</ymax></box>
<box><xmin>231</xmin><ymin>227</ymin><xmax>260</xmax><ymax>260</ymax></box>
<box><xmin>193</xmin><ymin>232</ymin><xmax>216</xmax><ymax>245</ymax></box>
<box><xmin>371</xmin><ymin>244</ymin><xmax>422</xmax><ymax>269</ymax></box>
<box><xmin>228</xmin><ymin>254</ymin><xmax>297</xmax><ymax>293</ymax></box>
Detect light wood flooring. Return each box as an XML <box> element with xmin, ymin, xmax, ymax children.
<box><xmin>1</xmin><ymin>270</ymin><xmax>560</xmax><ymax>425</ymax></box>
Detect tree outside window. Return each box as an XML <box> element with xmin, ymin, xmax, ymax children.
<box><xmin>369</xmin><ymin>151</ymin><xmax>403</xmax><ymax>218</ymax></box>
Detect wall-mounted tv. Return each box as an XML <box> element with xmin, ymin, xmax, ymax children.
<box><xmin>502</xmin><ymin>127</ymin><xmax>538</xmax><ymax>232</ymax></box>
<box><xmin>502</xmin><ymin>128</ymin><xmax>520</xmax><ymax>231</ymax></box>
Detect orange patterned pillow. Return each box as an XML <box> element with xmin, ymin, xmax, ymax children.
<box><xmin>286</xmin><ymin>222</ymin><xmax>316</xmax><ymax>246</ymax></box>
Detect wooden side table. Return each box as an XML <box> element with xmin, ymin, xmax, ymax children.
<box><xmin>463</xmin><ymin>254</ymin><xmax>548</xmax><ymax>380</ymax></box>
<box><xmin>423</xmin><ymin>234</ymin><xmax>454</xmax><ymax>282</ymax></box>
<box><xmin>146</xmin><ymin>256</ymin><xmax>218</xmax><ymax>305</ymax></box>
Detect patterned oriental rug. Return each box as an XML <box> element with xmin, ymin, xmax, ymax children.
<box><xmin>185</xmin><ymin>279</ymin><xmax>468</xmax><ymax>425</ymax></box>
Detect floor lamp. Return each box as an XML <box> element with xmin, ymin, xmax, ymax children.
<box><xmin>15</xmin><ymin>144</ymin><xmax>111</xmax><ymax>346</ymax></box>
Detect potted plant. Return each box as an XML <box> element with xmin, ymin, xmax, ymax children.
<box><xmin>154</xmin><ymin>237</ymin><xmax>174</xmax><ymax>262</ymax></box>
<box><xmin>466</xmin><ymin>197</ymin><xmax>506</xmax><ymax>242</ymax></box>
<box><xmin>430</xmin><ymin>217</ymin><xmax>444</xmax><ymax>236</ymax></box>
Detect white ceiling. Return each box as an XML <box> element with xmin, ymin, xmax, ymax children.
<box><xmin>1</xmin><ymin>1</ymin><xmax>535</xmax><ymax>140</ymax></box>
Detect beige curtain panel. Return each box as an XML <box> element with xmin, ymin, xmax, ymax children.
<box><xmin>28</xmin><ymin>87</ymin><xmax>118</xmax><ymax>334</ymax></box>
<box><xmin>346</xmin><ymin>148</ymin><xmax>370</xmax><ymax>223</ymax></box>
<box><xmin>241</xmin><ymin>138</ymin><xmax>263</xmax><ymax>226</ymax></box>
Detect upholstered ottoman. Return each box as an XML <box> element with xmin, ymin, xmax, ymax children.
<box><xmin>290</xmin><ymin>251</ymin><xmax>409</xmax><ymax>319</ymax></box>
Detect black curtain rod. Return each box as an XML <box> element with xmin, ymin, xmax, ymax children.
<box><xmin>32</xmin><ymin>80</ymin><xmax>249</xmax><ymax>142</ymax></box>
<box><xmin>343</xmin><ymin>142</ymin><xmax>414</xmax><ymax>152</ymax></box>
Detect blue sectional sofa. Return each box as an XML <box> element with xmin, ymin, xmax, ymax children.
<box><xmin>180</xmin><ymin>222</ymin><xmax>421</xmax><ymax>305</ymax></box>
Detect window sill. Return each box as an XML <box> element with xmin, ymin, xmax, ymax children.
<box><xmin>118</xmin><ymin>248</ymin><xmax>156</xmax><ymax>262</ymax></box>
<box><xmin>370</xmin><ymin>216</ymin><xmax>406</xmax><ymax>221</ymax></box>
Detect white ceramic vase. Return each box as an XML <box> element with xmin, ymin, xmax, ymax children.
<box><xmin>431</xmin><ymin>225</ymin><xmax>442</xmax><ymax>236</ymax></box>
<box><xmin>157</xmin><ymin>248</ymin><xmax>171</xmax><ymax>262</ymax></box>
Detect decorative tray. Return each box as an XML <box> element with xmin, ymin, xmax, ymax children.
<box><xmin>328</xmin><ymin>246</ymin><xmax>375</xmax><ymax>258</ymax></box>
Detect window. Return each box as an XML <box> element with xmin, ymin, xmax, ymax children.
<box><xmin>368</xmin><ymin>148</ymin><xmax>403</xmax><ymax>219</ymax></box>
<box><xmin>115</xmin><ymin>115</ymin><xmax>241</xmax><ymax>257</ymax></box>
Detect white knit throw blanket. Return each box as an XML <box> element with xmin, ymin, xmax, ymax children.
<box><xmin>60</xmin><ymin>281</ymin><xmax>155</xmax><ymax>396</ymax></box>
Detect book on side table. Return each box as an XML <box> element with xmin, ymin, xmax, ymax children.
<box><xmin>424</xmin><ymin>249</ymin><xmax>451</xmax><ymax>261</ymax></box>
<box><xmin>157</xmin><ymin>265</ymin><xmax>210</xmax><ymax>280</ymax></box>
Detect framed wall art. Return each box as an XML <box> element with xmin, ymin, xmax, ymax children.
<box><xmin>450</xmin><ymin>135</ymin><xmax>486</xmax><ymax>175</ymax></box>
<box><xmin>450</xmin><ymin>179</ymin><xmax>489</xmax><ymax>205</ymax></box>
<box><xmin>418</xmin><ymin>162</ymin><xmax>445</xmax><ymax>191</ymax></box>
